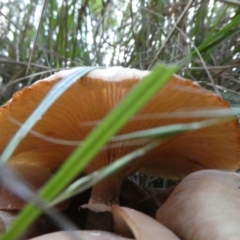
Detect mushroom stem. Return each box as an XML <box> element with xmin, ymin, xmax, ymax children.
<box><xmin>89</xmin><ymin>177</ymin><xmax>122</xmax><ymax>206</ymax></box>
<box><xmin>83</xmin><ymin>176</ymin><xmax>123</xmax><ymax>231</ymax></box>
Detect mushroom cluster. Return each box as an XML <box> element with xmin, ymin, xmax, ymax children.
<box><xmin>0</xmin><ymin>67</ymin><xmax>239</xmax><ymax>236</ymax></box>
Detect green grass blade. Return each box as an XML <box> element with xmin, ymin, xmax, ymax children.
<box><xmin>2</xmin><ymin>64</ymin><xmax>178</xmax><ymax>240</ymax></box>
<box><xmin>50</xmin><ymin>141</ymin><xmax>160</xmax><ymax>205</ymax></box>
<box><xmin>37</xmin><ymin>65</ymin><xmax>178</xmax><ymax>201</ymax></box>
<box><xmin>112</xmin><ymin>117</ymin><xmax>234</xmax><ymax>141</ymax></box>
<box><xmin>192</xmin><ymin>12</ymin><xmax>240</xmax><ymax>56</ymax></box>
<box><xmin>50</xmin><ymin>117</ymin><xmax>231</xmax><ymax>205</ymax></box>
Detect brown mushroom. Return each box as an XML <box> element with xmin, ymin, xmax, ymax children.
<box><xmin>0</xmin><ymin>67</ymin><xmax>239</xmax><ymax>228</ymax></box>
<box><xmin>156</xmin><ymin>170</ymin><xmax>240</xmax><ymax>240</ymax></box>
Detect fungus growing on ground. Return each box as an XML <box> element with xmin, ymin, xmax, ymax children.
<box><xmin>0</xmin><ymin>67</ymin><xmax>239</xmax><ymax>230</ymax></box>
<box><xmin>156</xmin><ymin>170</ymin><xmax>240</xmax><ymax>240</ymax></box>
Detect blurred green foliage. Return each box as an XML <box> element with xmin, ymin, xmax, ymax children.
<box><xmin>0</xmin><ymin>0</ymin><xmax>240</xmax><ymax>104</ymax></box>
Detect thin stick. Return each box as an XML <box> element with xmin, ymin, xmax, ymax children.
<box><xmin>148</xmin><ymin>0</ymin><xmax>195</xmax><ymax>69</ymax></box>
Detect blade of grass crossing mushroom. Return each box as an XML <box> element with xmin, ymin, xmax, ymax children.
<box><xmin>36</xmin><ymin>65</ymin><xmax>179</xmax><ymax>202</ymax></box>
<box><xmin>50</xmin><ymin>141</ymin><xmax>160</xmax><ymax>206</ymax></box>
<box><xmin>49</xmin><ymin>117</ymin><xmax>231</xmax><ymax>206</ymax></box>
<box><xmin>0</xmin><ymin>66</ymin><xmax>101</xmax><ymax>164</ymax></box>
<box><xmin>112</xmin><ymin>117</ymin><xmax>235</xmax><ymax>141</ymax></box>
<box><xmin>2</xmin><ymin>64</ymin><xmax>178</xmax><ymax>240</ymax></box>
<box><xmin>77</xmin><ymin>108</ymin><xmax>240</xmax><ymax>128</ymax></box>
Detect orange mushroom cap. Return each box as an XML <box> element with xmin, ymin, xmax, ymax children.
<box><xmin>156</xmin><ymin>170</ymin><xmax>240</xmax><ymax>240</ymax></box>
<box><xmin>0</xmin><ymin>67</ymin><xmax>239</xmax><ymax>205</ymax></box>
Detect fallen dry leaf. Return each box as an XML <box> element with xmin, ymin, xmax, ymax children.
<box><xmin>112</xmin><ymin>206</ymin><xmax>180</xmax><ymax>240</ymax></box>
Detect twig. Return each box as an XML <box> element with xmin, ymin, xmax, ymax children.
<box><xmin>148</xmin><ymin>0</ymin><xmax>195</xmax><ymax>69</ymax></box>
